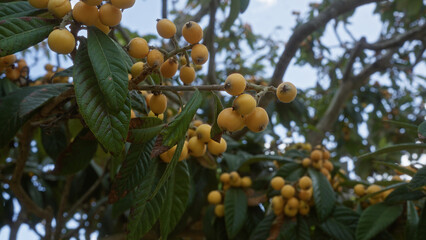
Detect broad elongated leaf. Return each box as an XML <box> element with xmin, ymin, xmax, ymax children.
<box><xmin>249</xmin><ymin>214</ymin><xmax>275</xmax><ymax>240</ymax></box>
<box><xmin>160</xmin><ymin>161</ymin><xmax>190</xmax><ymax>239</ymax></box>
<box><xmin>223</xmin><ymin>0</ymin><xmax>240</xmax><ymax>31</ymax></box>
<box><xmin>127</xmin><ymin>117</ymin><xmax>164</xmax><ymax>144</ymax></box>
<box><xmin>357</xmin><ymin>143</ymin><xmax>426</xmax><ymax>160</ymax></box>
<box><xmin>308</xmin><ymin>168</ymin><xmax>336</xmax><ymax>221</ymax></box>
<box><xmin>385</xmin><ymin>185</ymin><xmax>426</xmax><ymax>203</ymax></box>
<box><xmin>224</xmin><ymin>188</ymin><xmax>248</xmax><ymax>239</ymax></box>
<box><xmin>0</xmin><ymin>78</ymin><xmax>18</xmax><ymax>97</ymax></box>
<box><xmin>356</xmin><ymin>203</ymin><xmax>402</xmax><ymax>240</ymax></box>
<box><xmin>0</xmin><ymin>17</ymin><xmax>59</xmax><ymax>56</ymax></box>
<box><xmin>210</xmin><ymin>92</ymin><xmax>223</xmax><ymax>142</ymax></box>
<box><xmin>53</xmin><ymin>128</ymin><xmax>97</xmax><ymax>175</ymax></box>
<box><xmin>73</xmin><ymin>40</ymin><xmax>130</xmax><ymax>154</ymax></box>
<box><xmin>0</xmin><ymin>1</ymin><xmax>45</xmax><ymax>20</ymax></box>
<box><xmin>111</xmin><ymin>39</ymin><xmax>133</xmax><ymax>72</ymax></box>
<box><xmin>41</xmin><ymin>123</ymin><xmax>68</xmax><ymax>160</ymax></box>
<box><xmin>409</xmin><ymin>166</ymin><xmax>426</xmax><ymax>189</ymax></box>
<box><xmin>374</xmin><ymin>161</ymin><xmax>416</xmax><ymax>176</ymax></box>
<box><xmin>278</xmin><ymin>221</ymin><xmax>297</xmax><ymax>240</ymax></box>
<box><xmin>152</xmin><ymin>90</ymin><xmax>202</xmax><ymax>157</ymax></box>
<box><xmin>240</xmin><ymin>0</ymin><xmax>250</xmax><ymax>13</ymax></box>
<box><xmin>129</xmin><ymin>90</ymin><xmax>148</xmax><ymax>114</ymax></box>
<box><xmin>0</xmin><ymin>84</ymin><xmax>70</xmax><ymax>148</ymax></box>
<box><xmin>52</xmin><ymin>66</ymin><xmax>74</xmax><ymax>78</ymax></box>
<box><xmin>406</xmin><ymin>201</ymin><xmax>419</xmax><ymax>240</ymax></box>
<box><xmin>109</xmin><ymin>139</ymin><xmax>155</xmax><ymax>203</ymax></box>
<box><xmin>87</xmin><ymin>27</ymin><xmax>128</xmax><ymax>111</ymax></box>
<box><xmin>128</xmin><ymin>160</ymin><xmax>164</xmax><ymax>239</ymax></box>
<box><xmin>321</xmin><ymin>206</ymin><xmax>359</xmax><ymax>240</ymax></box>
<box><xmin>277</xmin><ymin>163</ymin><xmax>304</xmax><ymax>181</ymax></box>
<box><xmin>19</xmin><ymin>83</ymin><xmax>72</xmax><ymax>117</ymax></box>
<box><xmin>239</xmin><ymin>154</ymin><xmax>293</xmax><ymax>172</ymax></box>
<box><xmin>298</xmin><ymin>216</ymin><xmax>311</xmax><ymax>240</ymax></box>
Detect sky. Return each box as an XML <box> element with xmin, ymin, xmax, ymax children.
<box><xmin>2</xmin><ymin>0</ymin><xmax>424</xmax><ymax>239</ymax></box>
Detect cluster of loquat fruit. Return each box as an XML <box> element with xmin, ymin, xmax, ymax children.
<box><xmin>207</xmin><ymin>172</ymin><xmax>252</xmax><ymax>217</ymax></box>
<box><xmin>159</xmin><ymin>119</ymin><xmax>227</xmax><ymax>163</ymax></box>
<box><xmin>269</xmin><ymin>176</ymin><xmax>312</xmax><ymax>217</ymax></box>
<box><xmin>29</xmin><ymin>0</ymin><xmax>136</xmax><ymax>54</ymax></box>
<box><xmin>0</xmin><ymin>54</ymin><xmax>28</xmax><ymax>83</ymax></box>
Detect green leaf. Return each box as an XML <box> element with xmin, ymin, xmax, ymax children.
<box><xmin>41</xmin><ymin>123</ymin><xmax>68</xmax><ymax>160</ymax></box>
<box><xmin>240</xmin><ymin>0</ymin><xmax>250</xmax><ymax>13</ymax></box>
<box><xmin>19</xmin><ymin>83</ymin><xmax>72</xmax><ymax>117</ymax></box>
<box><xmin>111</xmin><ymin>39</ymin><xmax>133</xmax><ymax>72</ymax></box>
<box><xmin>223</xmin><ymin>152</ymin><xmax>248</xmax><ymax>171</ymax></box>
<box><xmin>52</xmin><ymin>66</ymin><xmax>74</xmax><ymax>78</ymax></box>
<box><xmin>409</xmin><ymin>166</ymin><xmax>426</xmax><ymax>189</ymax></box>
<box><xmin>249</xmin><ymin>214</ymin><xmax>275</xmax><ymax>240</ymax></box>
<box><xmin>308</xmin><ymin>168</ymin><xmax>336</xmax><ymax>221</ymax></box>
<box><xmin>0</xmin><ymin>1</ymin><xmax>46</xmax><ymax>20</ymax></box>
<box><xmin>357</xmin><ymin>143</ymin><xmax>426</xmax><ymax>161</ymax></box>
<box><xmin>239</xmin><ymin>155</ymin><xmax>293</xmax><ymax>172</ymax></box>
<box><xmin>385</xmin><ymin>185</ymin><xmax>426</xmax><ymax>203</ymax></box>
<box><xmin>127</xmin><ymin>160</ymin><xmax>165</xmax><ymax>239</ymax></box>
<box><xmin>109</xmin><ymin>139</ymin><xmax>155</xmax><ymax>203</ymax></box>
<box><xmin>224</xmin><ymin>188</ymin><xmax>248</xmax><ymax>239</ymax></box>
<box><xmin>53</xmin><ymin>128</ymin><xmax>98</xmax><ymax>175</ymax></box>
<box><xmin>223</xmin><ymin>0</ymin><xmax>240</xmax><ymax>31</ymax></box>
<box><xmin>320</xmin><ymin>206</ymin><xmax>359</xmax><ymax>240</ymax></box>
<box><xmin>0</xmin><ymin>17</ymin><xmax>59</xmax><ymax>56</ymax></box>
<box><xmin>0</xmin><ymin>78</ymin><xmax>18</xmax><ymax>97</ymax></box>
<box><xmin>87</xmin><ymin>27</ymin><xmax>128</xmax><ymax>111</ymax></box>
<box><xmin>152</xmin><ymin>90</ymin><xmax>202</xmax><ymax>157</ymax></box>
<box><xmin>374</xmin><ymin>161</ymin><xmax>416</xmax><ymax>176</ymax></box>
<box><xmin>278</xmin><ymin>221</ymin><xmax>297</xmax><ymax>240</ymax></box>
<box><xmin>276</xmin><ymin>163</ymin><xmax>305</xmax><ymax>181</ymax></box>
<box><xmin>0</xmin><ymin>84</ymin><xmax>70</xmax><ymax>148</ymax></box>
<box><xmin>406</xmin><ymin>201</ymin><xmax>419</xmax><ymax>240</ymax></box>
<box><xmin>73</xmin><ymin>39</ymin><xmax>130</xmax><ymax>154</ymax></box>
<box><xmin>417</xmin><ymin>201</ymin><xmax>426</xmax><ymax>240</ymax></box>
<box><xmin>127</xmin><ymin>117</ymin><xmax>164</xmax><ymax>144</ymax></box>
<box><xmin>297</xmin><ymin>216</ymin><xmax>311</xmax><ymax>240</ymax></box>
<box><xmin>210</xmin><ymin>92</ymin><xmax>223</xmax><ymax>142</ymax></box>
<box><xmin>129</xmin><ymin>90</ymin><xmax>148</xmax><ymax>115</ymax></box>
<box><xmin>419</xmin><ymin>120</ymin><xmax>426</xmax><ymax>140</ymax></box>
<box><xmin>356</xmin><ymin>203</ymin><xmax>403</xmax><ymax>240</ymax></box>
<box><xmin>159</xmin><ymin>161</ymin><xmax>190</xmax><ymax>239</ymax></box>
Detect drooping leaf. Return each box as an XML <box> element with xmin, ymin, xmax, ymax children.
<box><xmin>223</xmin><ymin>152</ymin><xmax>248</xmax><ymax>171</ymax></box>
<box><xmin>239</xmin><ymin>155</ymin><xmax>293</xmax><ymax>172</ymax></box>
<box><xmin>127</xmin><ymin>160</ymin><xmax>166</xmax><ymax>239</ymax></box>
<box><xmin>406</xmin><ymin>201</ymin><xmax>419</xmax><ymax>240</ymax></box>
<box><xmin>54</xmin><ymin>128</ymin><xmax>98</xmax><ymax>175</ymax></box>
<box><xmin>127</xmin><ymin>117</ymin><xmax>164</xmax><ymax>144</ymax></box>
<box><xmin>52</xmin><ymin>66</ymin><xmax>74</xmax><ymax>78</ymax></box>
<box><xmin>0</xmin><ymin>78</ymin><xmax>18</xmax><ymax>97</ymax></box>
<box><xmin>249</xmin><ymin>214</ymin><xmax>275</xmax><ymax>240</ymax></box>
<box><xmin>223</xmin><ymin>0</ymin><xmax>240</xmax><ymax>31</ymax></box>
<box><xmin>41</xmin><ymin>123</ymin><xmax>68</xmax><ymax>160</ymax></box>
<box><xmin>0</xmin><ymin>17</ymin><xmax>59</xmax><ymax>56</ymax></box>
<box><xmin>0</xmin><ymin>84</ymin><xmax>70</xmax><ymax>148</ymax></box>
<box><xmin>409</xmin><ymin>166</ymin><xmax>426</xmax><ymax>189</ymax></box>
<box><xmin>19</xmin><ymin>83</ymin><xmax>72</xmax><ymax>117</ymax></box>
<box><xmin>87</xmin><ymin>27</ymin><xmax>128</xmax><ymax>111</ymax></box>
<box><xmin>129</xmin><ymin>90</ymin><xmax>148</xmax><ymax>115</ymax></box>
<box><xmin>320</xmin><ymin>206</ymin><xmax>359</xmax><ymax>240</ymax></box>
<box><xmin>297</xmin><ymin>216</ymin><xmax>311</xmax><ymax>240</ymax></box>
<box><xmin>308</xmin><ymin>168</ymin><xmax>336</xmax><ymax>221</ymax></box>
<box><xmin>276</xmin><ymin>163</ymin><xmax>304</xmax><ymax>181</ymax></box>
<box><xmin>224</xmin><ymin>188</ymin><xmax>248</xmax><ymax>239</ymax></box>
<box><xmin>152</xmin><ymin>90</ymin><xmax>202</xmax><ymax>157</ymax></box>
<box><xmin>109</xmin><ymin>139</ymin><xmax>155</xmax><ymax>203</ymax></box>
<box><xmin>111</xmin><ymin>39</ymin><xmax>133</xmax><ymax>72</ymax></box>
<box><xmin>0</xmin><ymin>1</ymin><xmax>46</xmax><ymax>20</ymax></box>
<box><xmin>73</xmin><ymin>39</ymin><xmax>130</xmax><ymax>154</ymax></box>
<box><xmin>357</xmin><ymin>143</ymin><xmax>426</xmax><ymax>161</ymax></box>
<box><xmin>240</xmin><ymin>0</ymin><xmax>250</xmax><ymax>13</ymax></box>
<box><xmin>374</xmin><ymin>161</ymin><xmax>416</xmax><ymax>176</ymax></box>
<box><xmin>210</xmin><ymin>92</ymin><xmax>223</xmax><ymax>142</ymax></box>
<box><xmin>356</xmin><ymin>203</ymin><xmax>403</xmax><ymax>240</ymax></box>
<box><xmin>159</xmin><ymin>161</ymin><xmax>190</xmax><ymax>239</ymax></box>
<box><xmin>385</xmin><ymin>185</ymin><xmax>426</xmax><ymax>203</ymax></box>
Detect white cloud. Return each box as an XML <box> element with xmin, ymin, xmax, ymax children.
<box><xmin>255</xmin><ymin>0</ymin><xmax>278</xmax><ymax>7</ymax></box>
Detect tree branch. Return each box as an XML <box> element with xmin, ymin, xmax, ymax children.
<box><xmin>364</xmin><ymin>24</ymin><xmax>426</xmax><ymax>50</ymax></box>
<box><xmin>204</xmin><ymin>0</ymin><xmax>218</xmax><ymax>85</ymax></box>
<box><xmin>133</xmin><ymin>83</ymin><xmax>276</xmax><ymax>92</ymax></box>
<box><xmin>259</xmin><ymin>0</ymin><xmax>384</xmax><ymax>108</ymax></box>
<box><xmin>53</xmin><ymin>176</ymin><xmax>74</xmax><ymax>240</ymax></box>
<box><xmin>342</xmin><ymin>37</ymin><xmax>366</xmax><ymax>82</ymax></box>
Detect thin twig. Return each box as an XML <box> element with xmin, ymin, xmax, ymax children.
<box><xmin>53</xmin><ymin>176</ymin><xmax>74</xmax><ymax>240</ymax></box>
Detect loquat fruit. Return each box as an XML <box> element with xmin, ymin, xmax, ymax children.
<box><xmin>179</xmin><ymin>65</ymin><xmax>196</xmax><ymax>84</ymax></box>
<box><xmin>111</xmin><ymin>0</ymin><xmax>135</xmax><ymax>9</ymax></box>
<box><xmin>270</xmin><ymin>176</ymin><xmax>285</xmax><ymax>191</ymax></box>
<box><xmin>354</xmin><ymin>184</ymin><xmax>365</xmax><ymax>197</ymax></box>
<box><xmin>192</xmin><ymin>119</ymin><xmax>203</xmax><ymax>127</ymax></box>
<box><xmin>287</xmin><ymin>197</ymin><xmax>299</xmax><ymax>209</ymax></box>
<box><xmin>276</xmin><ymin>82</ymin><xmax>297</xmax><ymax>103</ymax></box>
<box><xmin>244</xmin><ymin>107</ymin><xmax>269</xmax><ymax>133</ymax></box>
<box><xmin>1</xmin><ymin>55</ymin><xmax>16</xmax><ymax>67</ymax></box>
<box><xmin>16</xmin><ymin>59</ymin><xmax>27</xmax><ymax>71</ymax></box>
<box><xmin>214</xmin><ymin>204</ymin><xmax>225</xmax><ymax>217</ymax></box>
<box><xmin>224</xmin><ymin>73</ymin><xmax>246</xmax><ymax>96</ymax></box>
<box><xmin>299</xmin><ymin>200</ymin><xmax>310</xmax><ymax>215</ymax></box>
<box><xmin>302</xmin><ymin>158</ymin><xmax>311</xmax><ymax>168</ymax></box>
<box><xmin>128</xmin><ymin>37</ymin><xmax>149</xmax><ymax>59</ymax></box>
<box><xmin>148</xmin><ymin>111</ymin><xmax>164</xmax><ymax>120</ymax></box>
<box><xmin>156</xmin><ymin>19</ymin><xmax>176</xmax><ymax>38</ymax></box>
<box><xmin>94</xmin><ymin>17</ymin><xmax>111</xmax><ymax>34</ymax></box>
<box><xmin>99</xmin><ymin>3</ymin><xmax>122</xmax><ymax>27</ymax></box>
<box><xmin>323</xmin><ymin>160</ymin><xmax>334</xmax><ymax>172</ymax></box>
<box><xmin>312</xmin><ymin>160</ymin><xmax>323</xmax><ymax>169</ymax></box>
<box><xmin>220</xmin><ymin>173</ymin><xmax>231</xmax><ymax>183</ymax></box>
<box><xmin>48</xmin><ymin>0</ymin><xmax>71</xmax><ymax>18</ymax></box>
<box><xmin>284</xmin><ymin>203</ymin><xmax>298</xmax><ymax>217</ymax></box>
<box><xmin>298</xmin><ymin>188</ymin><xmax>313</xmax><ymax>201</ymax></box>
<box><xmin>160</xmin><ymin>141</ymin><xmax>189</xmax><ymax>163</ymax></box>
<box><xmin>48</xmin><ymin>29</ymin><xmax>75</xmax><ymax>54</ymax></box>
<box><xmin>366</xmin><ymin>185</ymin><xmax>382</xmax><ymax>199</ymax></box>
<box><xmin>130</xmin><ymin>62</ymin><xmax>144</xmax><ymax>78</ymax></box>
<box><xmin>217</xmin><ymin>108</ymin><xmax>245</xmax><ymax>132</ymax></box>
<box><xmin>6</xmin><ymin>68</ymin><xmax>20</xmax><ymax>80</ymax></box>
<box><xmin>29</xmin><ymin>0</ymin><xmax>49</xmax><ymax>9</ymax></box>
<box><xmin>323</xmin><ymin>149</ymin><xmax>330</xmax><ymax>160</ymax></box>
<box><xmin>187</xmin><ymin>129</ymin><xmax>196</xmax><ymax>138</ymax></box>
<box><xmin>160</xmin><ymin>58</ymin><xmax>178</xmax><ymax>78</ymax></box>
<box><xmin>281</xmin><ymin>185</ymin><xmax>295</xmax><ymax>199</ymax></box>
<box><xmin>147</xmin><ymin>49</ymin><xmax>164</xmax><ymax>69</ymax></box>
<box><xmin>232</xmin><ymin>93</ymin><xmax>256</xmax><ymax>116</ymax></box>
<box><xmin>310</xmin><ymin>150</ymin><xmax>323</xmax><ymax>161</ymax></box>
<box><xmin>82</xmin><ymin>0</ymin><xmax>102</xmax><ymax>6</ymax></box>
<box><xmin>149</xmin><ymin>93</ymin><xmax>167</xmax><ymax>115</ymax></box>
<box><xmin>207</xmin><ymin>190</ymin><xmax>222</xmax><ymax>204</ymax></box>
<box><xmin>241</xmin><ymin>176</ymin><xmax>252</xmax><ymax>188</ymax></box>
<box><xmin>207</xmin><ymin>138</ymin><xmax>227</xmax><ymax>155</ymax></box>
<box><xmin>182</xmin><ymin>21</ymin><xmax>203</xmax><ymax>44</ymax></box>
<box><xmin>72</xmin><ymin>1</ymin><xmax>98</xmax><ymax>26</ymax></box>
<box><xmin>272</xmin><ymin>196</ymin><xmax>284</xmax><ymax>211</ymax></box>
<box><xmin>191</xmin><ymin>44</ymin><xmax>209</xmax><ymax>65</ymax></box>
<box><xmin>298</xmin><ymin>176</ymin><xmax>312</xmax><ymax>190</ymax></box>
<box><xmin>196</xmin><ymin>124</ymin><xmax>211</xmax><ymax>143</ymax></box>
<box><xmin>188</xmin><ymin>136</ymin><xmax>206</xmax><ymax>157</ymax></box>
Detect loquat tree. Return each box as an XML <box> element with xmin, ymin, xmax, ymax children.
<box><xmin>0</xmin><ymin>0</ymin><xmax>425</xmax><ymax>240</ymax></box>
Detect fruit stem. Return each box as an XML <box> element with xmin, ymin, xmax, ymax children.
<box><xmin>59</xmin><ymin>11</ymin><xmax>73</xmax><ymax>29</ymax></box>
<box><xmin>166</xmin><ymin>44</ymin><xmax>193</xmax><ymax>59</ymax></box>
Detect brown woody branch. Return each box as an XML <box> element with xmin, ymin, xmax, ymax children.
<box><xmin>204</xmin><ymin>0</ymin><xmax>218</xmax><ymax>85</ymax></box>
<box><xmin>364</xmin><ymin>24</ymin><xmax>426</xmax><ymax>50</ymax></box>
<box><xmin>132</xmin><ymin>83</ymin><xmax>276</xmax><ymax>92</ymax></box>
